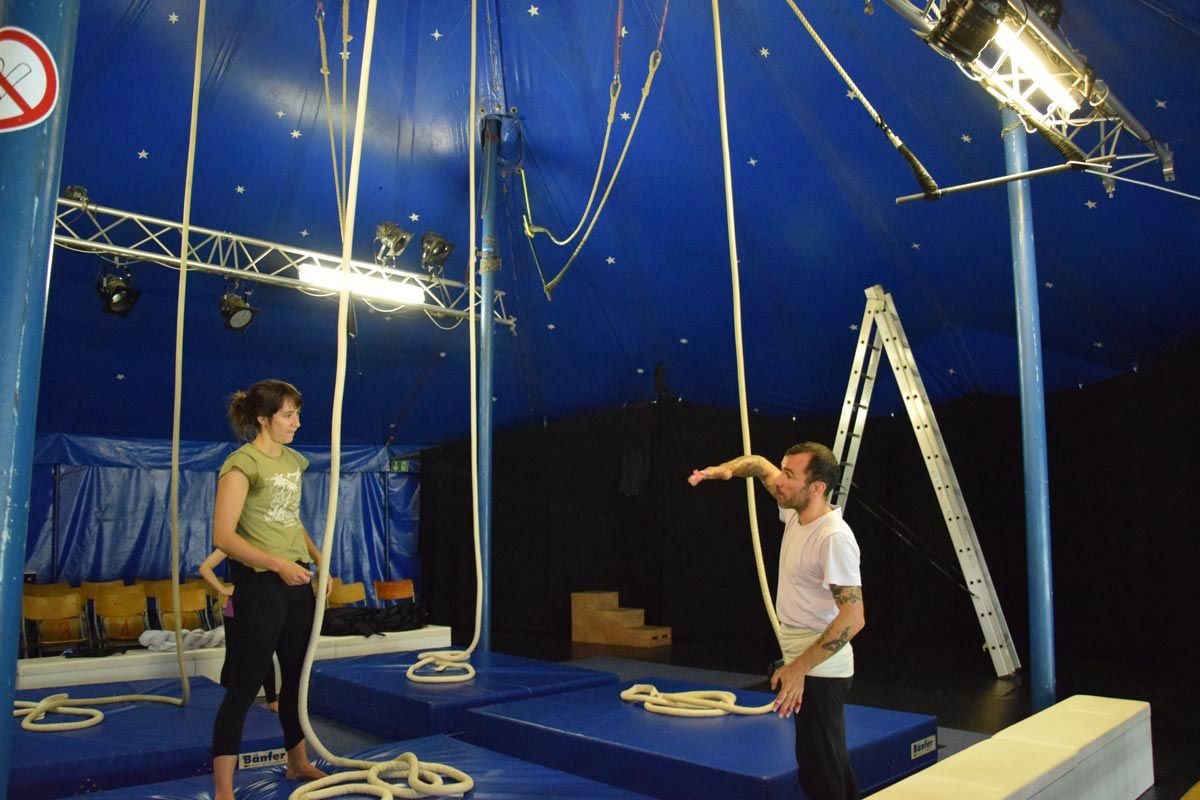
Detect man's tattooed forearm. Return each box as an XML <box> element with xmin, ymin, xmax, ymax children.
<box><xmin>821</xmin><ymin>626</ymin><xmax>851</xmax><ymax>654</ymax></box>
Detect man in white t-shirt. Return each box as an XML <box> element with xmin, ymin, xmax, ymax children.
<box><xmin>689</xmin><ymin>442</ymin><xmax>864</xmax><ymax>800</ymax></box>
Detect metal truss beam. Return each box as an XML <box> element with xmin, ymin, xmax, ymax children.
<box><xmin>52</xmin><ymin>197</ymin><xmax>517</xmax><ymax>330</ymax></box>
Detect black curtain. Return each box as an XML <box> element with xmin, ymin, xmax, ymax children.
<box><xmin>420</xmin><ymin>341</ymin><xmax>1199</xmax><ymax>676</ymax></box>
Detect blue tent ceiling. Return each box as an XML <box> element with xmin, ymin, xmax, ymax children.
<box><xmin>35</xmin><ymin>0</ymin><xmax>1200</xmax><ymax>446</ymax></box>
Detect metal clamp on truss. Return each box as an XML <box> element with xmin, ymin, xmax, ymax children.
<box><xmin>878</xmin><ymin>0</ymin><xmax>1173</xmax><ymax>195</ymax></box>
<box><xmin>52</xmin><ymin>196</ymin><xmax>516</xmax><ymax>331</ymax></box>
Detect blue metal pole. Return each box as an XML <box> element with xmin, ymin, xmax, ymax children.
<box><xmin>477</xmin><ymin>116</ymin><xmax>501</xmax><ymax>652</ymax></box>
<box><xmin>0</xmin><ymin>1</ymin><xmax>80</xmax><ymax>795</ymax></box>
<box><xmin>1001</xmin><ymin>108</ymin><xmax>1056</xmax><ymax>712</ymax></box>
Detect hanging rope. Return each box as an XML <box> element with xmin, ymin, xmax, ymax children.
<box><xmin>522</xmin><ymin>0</ymin><xmax>671</xmax><ymax>299</ymax></box>
<box><xmin>709</xmin><ymin>0</ymin><xmax>783</xmax><ymax>651</ymax></box>
<box><xmin>406</xmin><ymin>0</ymin><xmax>487</xmax><ymax>689</ymax></box>
<box><xmin>291</xmin><ymin>3</ymin><xmax>472</xmax><ymax>797</ymax></box>
<box><xmin>781</xmin><ymin>0</ymin><xmax>939</xmax><ymax>197</ymax></box>
<box><xmin>315</xmin><ymin>2</ymin><xmax>346</xmax><ymax>232</ymax></box>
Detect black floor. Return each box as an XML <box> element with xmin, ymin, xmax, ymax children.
<box><xmin>487</xmin><ymin>630</ymin><xmax>1198</xmax><ymax>799</ymax></box>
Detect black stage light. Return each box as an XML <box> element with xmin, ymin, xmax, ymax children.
<box><xmin>219</xmin><ymin>291</ymin><xmax>259</xmax><ymax>331</ymax></box>
<box><xmin>420</xmin><ymin>231</ymin><xmax>454</xmax><ymax>276</ymax></box>
<box><xmin>375</xmin><ymin>222</ymin><xmax>413</xmax><ymax>258</ymax></box>
<box><xmin>926</xmin><ymin>0</ymin><xmax>1006</xmax><ymax>63</ymax></box>
<box><xmin>96</xmin><ymin>272</ymin><xmax>140</xmax><ymax>316</ymax></box>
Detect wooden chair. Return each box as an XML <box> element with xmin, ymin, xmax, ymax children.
<box><xmin>23</xmin><ymin>592</ymin><xmax>88</xmax><ymax>657</ymax></box>
<box><xmin>373</xmin><ymin>579</ymin><xmax>415</xmax><ymax>605</ymax></box>
<box><xmin>95</xmin><ymin>585</ymin><xmax>149</xmax><ymax>647</ymax></box>
<box><xmin>157</xmin><ymin>586</ymin><xmax>210</xmax><ymax>631</ymax></box>
<box><xmin>328</xmin><ymin>581</ymin><xmax>366</xmax><ymax>608</ymax></box>
<box><xmin>81</xmin><ymin>579</ymin><xmax>125</xmax><ymax>602</ymax></box>
<box><xmin>22</xmin><ymin>582</ymin><xmax>74</xmax><ymax>597</ymax></box>
<box><xmin>186</xmin><ymin>578</ymin><xmax>225</xmax><ymax>628</ymax></box>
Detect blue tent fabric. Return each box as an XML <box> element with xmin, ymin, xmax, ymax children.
<box><xmin>25</xmin><ymin>435</ymin><xmax>419</xmax><ymax>602</ymax></box>
<box><xmin>28</xmin><ymin>1</ymin><xmax>1200</xmax><ymax>447</ymax></box>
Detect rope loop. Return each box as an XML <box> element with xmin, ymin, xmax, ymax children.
<box><xmin>13</xmin><ymin>693</ymin><xmax>184</xmax><ymax>732</ymax></box>
<box><xmin>620</xmin><ymin>683</ymin><xmax>773</xmax><ymax>717</ymax></box>
<box><xmin>288</xmin><ymin>752</ymin><xmax>474</xmax><ymax>800</ymax></box>
<box><xmin>405</xmin><ymin>649</ymin><xmax>477</xmax><ymax>683</ymax></box>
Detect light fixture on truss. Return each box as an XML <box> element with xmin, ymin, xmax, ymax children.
<box><xmin>96</xmin><ymin>259</ymin><xmax>140</xmax><ymax>316</ymax></box>
<box><xmin>879</xmin><ymin>0</ymin><xmax>1173</xmax><ymax>196</ymax></box>
<box><xmin>219</xmin><ymin>280</ymin><xmax>258</xmax><ymax>331</ymax></box>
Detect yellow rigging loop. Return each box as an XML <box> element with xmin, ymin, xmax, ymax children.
<box><xmin>522</xmin><ymin>77</ymin><xmax>622</xmax><ymax>246</ymax></box>
<box><xmin>541</xmin><ymin>48</ymin><xmax>663</xmax><ymax>298</ymax></box>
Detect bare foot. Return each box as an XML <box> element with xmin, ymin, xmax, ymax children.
<box><xmin>266</xmin><ymin>701</ymin><xmax>279</xmax><ymax>713</ymax></box>
<box><xmin>285</xmin><ymin>763</ymin><xmax>327</xmax><ymax>782</ymax></box>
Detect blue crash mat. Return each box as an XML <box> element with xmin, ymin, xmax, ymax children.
<box><xmin>463</xmin><ymin>677</ymin><xmax>939</xmax><ymax>799</ymax></box>
<box><xmin>308</xmin><ymin>649</ymin><xmax>619</xmax><ymax>738</ymax></box>
<box><xmin>9</xmin><ymin>677</ymin><xmax>282</xmax><ymax>799</ymax></box>
<box><xmin>82</xmin><ymin>733</ymin><xmax>656</xmax><ymax>799</ymax></box>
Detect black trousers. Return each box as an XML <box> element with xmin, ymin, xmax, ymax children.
<box><xmin>211</xmin><ymin>564</ymin><xmax>314</xmax><ymax>757</ymax></box>
<box><xmin>219</xmin><ymin>613</ymin><xmax>277</xmax><ymax>704</ymax></box>
<box><xmin>794</xmin><ymin>675</ymin><xmax>860</xmax><ymax>800</ymax></box>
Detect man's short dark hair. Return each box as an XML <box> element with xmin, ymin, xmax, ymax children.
<box><xmin>784</xmin><ymin>442</ymin><xmax>841</xmax><ymax>497</ymax></box>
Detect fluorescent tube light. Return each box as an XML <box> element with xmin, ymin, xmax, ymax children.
<box><xmin>298</xmin><ymin>262</ymin><xmax>425</xmax><ymax>305</ymax></box>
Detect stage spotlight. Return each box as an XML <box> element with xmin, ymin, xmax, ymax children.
<box><xmin>96</xmin><ymin>270</ymin><xmax>140</xmax><ymax>316</ymax></box>
<box><xmin>375</xmin><ymin>222</ymin><xmax>413</xmax><ymax>259</ymax></box>
<box><xmin>219</xmin><ymin>290</ymin><xmax>258</xmax><ymax>331</ymax></box>
<box><xmin>420</xmin><ymin>232</ymin><xmax>454</xmax><ymax>276</ymax></box>
<box><xmin>925</xmin><ymin>0</ymin><xmax>1004</xmax><ymax>63</ymax></box>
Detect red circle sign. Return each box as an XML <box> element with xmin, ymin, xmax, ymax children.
<box><xmin>0</xmin><ymin>26</ymin><xmax>60</xmax><ymax>133</ymax></box>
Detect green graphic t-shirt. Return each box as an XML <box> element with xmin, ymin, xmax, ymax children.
<box><xmin>219</xmin><ymin>443</ymin><xmax>310</xmax><ymax>570</ymax></box>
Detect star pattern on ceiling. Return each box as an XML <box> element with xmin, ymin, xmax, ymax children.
<box><xmin>431</xmin><ymin>30</ymin><xmax>443</xmax><ymax>41</ymax></box>
<box><xmin>606</xmin><ymin>256</ymin><xmax>615</xmax><ymax>264</ymax></box>
<box><xmin>1043</xmin><ymin>281</ymin><xmax>1054</xmax><ymax>288</ymax></box>
<box><xmin>116</xmin><ymin>373</ymin><xmax>126</xmax><ymax>381</ymax></box>
<box><xmin>849</xmin><ymin>323</ymin><xmax>859</xmax><ymax>331</ymax></box>
<box><xmin>747</xmin><ymin>157</ymin><xmax>758</xmax><ymax>166</ymax></box>
<box><xmin>290</xmin><ymin>130</ymin><xmax>301</xmax><ymax>139</ymax></box>
<box><xmin>679</xmin><ymin>338</ymin><xmax>688</xmax><ymax>344</ymax></box>
<box><xmin>527</xmin><ymin>5</ymin><xmax>539</xmax><ymax>17</ymax></box>
<box><xmin>636</xmin><ymin>368</ymin><xmax>644</xmax><ymax>374</ymax></box>
<box><xmin>137</xmin><ymin>149</ymin><xmax>148</xmax><ymax>159</ymax></box>
<box><xmin>409</xmin><ymin>213</ymin><xmax>420</xmax><ymax>222</ymax></box>
<box><xmin>439</xmin><ymin>352</ymin><xmax>447</xmax><ymax>358</ymax></box>
<box><xmin>1155</xmin><ymin>99</ymin><xmax>1167</xmax><ymax>109</ymax></box>
<box><xmin>759</xmin><ymin>47</ymin><xmax>770</xmax><ymax>58</ymax></box>
<box><xmin>300</xmin><ymin>229</ymin><xmax>309</xmax><ymax>237</ymax></box>
<box><xmin>947</xmin><ymin>368</ymin><xmax>956</xmax><ymax>375</ymax></box>
<box><xmin>1093</xmin><ymin>341</ymin><xmax>1104</xmax><ymax>348</ymax></box>
<box><xmin>275</xmin><ymin>110</ymin><xmax>285</xmax><ymax>119</ymax></box>
<box><xmin>235</xmin><ymin>185</ymin><xmax>245</xmax><ymax>194</ymax></box>
<box><xmin>341</xmin><ymin>50</ymin><xmax>351</xmax><ymax>61</ymax></box>
<box><xmin>961</xmin><ymin>134</ymin><xmax>972</xmax><ymax>143</ymax></box>
<box><xmin>911</xmin><ymin>242</ymin><xmax>921</xmax><ymax>250</ymax></box>
<box><xmin>1085</xmin><ymin>200</ymin><xmax>1097</xmax><ymax>209</ymax></box>
<box><xmin>846</xmin><ymin>90</ymin><xmax>857</xmax><ymax>100</ymax></box>
<box><xmin>546</xmin><ymin>323</ymin><xmax>556</xmax><ymax>330</ymax></box>
<box><xmin>168</xmin><ymin>13</ymin><xmax>179</xmax><ymax>24</ymax></box>
<box><xmin>620</xmin><ymin>111</ymin><xmax>631</xmax><ymax>121</ymax></box>
<box><xmin>621</xmin><ymin>26</ymin><xmax>629</xmax><ymax>38</ymax></box>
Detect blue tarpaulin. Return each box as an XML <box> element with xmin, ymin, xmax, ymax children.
<box><xmin>24</xmin><ymin>434</ymin><xmax>420</xmax><ymax>606</ymax></box>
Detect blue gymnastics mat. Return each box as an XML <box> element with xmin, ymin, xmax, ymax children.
<box><xmin>462</xmin><ymin>677</ymin><xmax>939</xmax><ymax>800</ymax></box>
<box><xmin>309</xmin><ymin>649</ymin><xmax>619</xmax><ymax>738</ymax></box>
<box><xmin>82</xmin><ymin>733</ymin><xmax>656</xmax><ymax>799</ymax></box>
<box><xmin>9</xmin><ymin>677</ymin><xmax>282</xmax><ymax>799</ymax></box>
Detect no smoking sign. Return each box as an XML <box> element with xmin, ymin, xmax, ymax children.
<box><xmin>0</xmin><ymin>26</ymin><xmax>60</xmax><ymax>133</ymax></box>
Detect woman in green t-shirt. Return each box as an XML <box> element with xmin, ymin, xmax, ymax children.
<box><xmin>209</xmin><ymin>379</ymin><xmax>325</xmax><ymax>800</ymax></box>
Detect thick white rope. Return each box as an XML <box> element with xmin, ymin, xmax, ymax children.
<box><xmin>291</xmin><ymin>3</ymin><xmax>471</xmax><ymax>797</ymax></box>
<box><xmin>405</xmin><ymin>0</ymin><xmax>486</xmax><ymax>689</ymax></box>
<box><xmin>620</xmin><ymin>684</ymin><xmax>772</xmax><ymax>717</ymax></box>
<box><xmin>710</xmin><ymin>0</ymin><xmax>783</xmax><ymax>647</ymax></box>
<box><xmin>17</xmin><ymin>0</ymin><xmax>210</xmax><ymax>733</ymax></box>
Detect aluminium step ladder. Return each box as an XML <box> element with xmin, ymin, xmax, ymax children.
<box><xmin>832</xmin><ymin>285</ymin><xmax>1020</xmax><ymax>678</ymax></box>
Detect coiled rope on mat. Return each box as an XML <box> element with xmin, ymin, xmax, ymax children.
<box><xmin>290</xmin><ymin>1</ymin><xmax>474</xmax><ymax>797</ymax></box>
<box><xmin>620</xmin><ymin>684</ymin><xmax>772</xmax><ymax>717</ymax></box>
<box><xmin>15</xmin><ymin>0</ymin><xmax>212</xmax><ymax>734</ymax></box>
<box><xmin>622</xmin><ymin>0</ymin><xmax>781</xmax><ymax>722</ymax></box>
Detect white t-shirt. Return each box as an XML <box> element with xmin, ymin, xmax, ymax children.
<box><xmin>775</xmin><ymin>506</ymin><xmax>861</xmax><ymax>677</ymax></box>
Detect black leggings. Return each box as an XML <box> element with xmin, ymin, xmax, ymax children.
<box><xmin>211</xmin><ymin>564</ymin><xmax>315</xmax><ymax>757</ymax></box>
<box><xmin>793</xmin><ymin>675</ymin><xmax>860</xmax><ymax>800</ymax></box>
<box><xmin>220</xmin><ymin>614</ymin><xmax>277</xmax><ymax>704</ymax></box>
